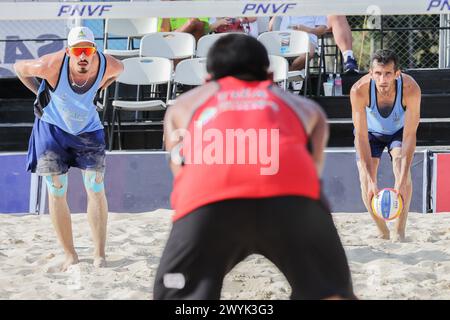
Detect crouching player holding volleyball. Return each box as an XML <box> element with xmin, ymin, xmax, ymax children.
<box><xmin>351</xmin><ymin>50</ymin><xmax>421</xmax><ymax>242</ymax></box>
<box><xmin>154</xmin><ymin>34</ymin><xmax>356</xmax><ymax>300</ymax></box>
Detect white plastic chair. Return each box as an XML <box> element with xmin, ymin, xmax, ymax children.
<box><xmin>140</xmin><ymin>32</ymin><xmax>196</xmax><ymax>60</ymax></box>
<box><xmin>173</xmin><ymin>58</ymin><xmax>207</xmax><ymax>86</ymax></box>
<box><xmin>100</xmin><ymin>18</ymin><xmax>158</xmax><ymax>124</ymax></box>
<box><xmin>196</xmin><ymin>33</ymin><xmax>230</xmax><ymax>57</ymax></box>
<box><xmin>268</xmin><ymin>55</ymin><xmax>289</xmax><ymax>90</ymax></box>
<box><xmin>109</xmin><ymin>57</ymin><xmax>173</xmax><ymax>150</ymax></box>
<box><xmin>258</xmin><ymin>30</ymin><xmax>310</xmax><ymax>95</ymax></box>
<box><xmin>169</xmin><ymin>58</ymin><xmax>208</xmax><ymax>104</ymax></box>
<box><xmin>104</xmin><ymin>18</ymin><xmax>158</xmax><ymax>54</ymax></box>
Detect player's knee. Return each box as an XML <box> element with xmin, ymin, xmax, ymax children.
<box><xmin>406</xmin><ymin>172</ymin><xmax>413</xmax><ymax>187</ymax></box>
<box><xmin>83</xmin><ymin>171</ymin><xmax>105</xmax><ymax>193</ymax></box>
<box><xmin>358</xmin><ymin>172</ymin><xmax>367</xmax><ymax>185</ymax></box>
<box><xmin>45</xmin><ymin>174</ymin><xmax>68</xmax><ymax>197</ymax></box>
<box><xmin>357</xmin><ymin>168</ymin><xmax>369</xmax><ymax>186</ymax></box>
<box><xmin>391</xmin><ymin>154</ymin><xmax>402</xmax><ymax>164</ymax></box>
<box><xmin>391</xmin><ymin>155</ymin><xmax>403</xmax><ymax>176</ymax></box>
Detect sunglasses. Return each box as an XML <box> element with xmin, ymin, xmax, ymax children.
<box><xmin>70</xmin><ymin>46</ymin><xmax>97</xmax><ymax>57</ymax></box>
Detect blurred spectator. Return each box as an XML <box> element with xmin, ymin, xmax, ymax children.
<box><xmin>207</xmin><ymin>0</ymin><xmax>264</xmax><ymax>38</ymax></box>
<box><xmin>274</xmin><ymin>16</ymin><xmax>327</xmax><ymax>71</ymax></box>
<box><xmin>327</xmin><ymin>15</ymin><xmax>359</xmax><ymax>74</ymax></box>
<box><xmin>159</xmin><ymin>18</ymin><xmax>209</xmax><ymax>41</ymax></box>
<box><xmin>271</xmin><ymin>15</ymin><xmax>328</xmax><ymax>90</ymax></box>
<box><xmin>209</xmin><ymin>17</ymin><xmax>258</xmax><ymax>37</ymax></box>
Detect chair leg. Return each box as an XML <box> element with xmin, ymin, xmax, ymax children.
<box><xmin>304</xmin><ymin>55</ymin><xmax>309</xmax><ymax>97</ymax></box>
<box><xmin>101</xmin><ymin>87</ymin><xmax>110</xmax><ymax>124</ymax></box>
<box><xmin>101</xmin><ymin>87</ymin><xmax>110</xmax><ymax>143</ymax></box>
<box><xmin>172</xmin><ymin>83</ymin><xmax>177</xmax><ymax>100</ymax></box>
<box><xmin>109</xmin><ymin>107</ymin><xmax>116</xmax><ymax>151</ymax></box>
<box><xmin>317</xmin><ymin>45</ymin><xmax>325</xmax><ymax>96</ymax></box>
<box><xmin>134</xmin><ymin>85</ymin><xmax>141</xmax><ymax>122</ymax></box>
<box><xmin>334</xmin><ymin>45</ymin><xmax>339</xmax><ymax>74</ymax></box>
<box><xmin>117</xmin><ymin>110</ymin><xmax>122</xmax><ymax>150</ymax></box>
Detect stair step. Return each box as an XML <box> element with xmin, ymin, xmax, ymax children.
<box><xmin>313</xmin><ymin>94</ymin><xmax>450</xmax><ymax>119</ymax></box>
<box><xmin>328</xmin><ymin>118</ymin><xmax>450</xmax><ymax>124</ymax></box>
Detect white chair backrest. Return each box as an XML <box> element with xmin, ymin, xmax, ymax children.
<box><xmin>174</xmin><ymin>58</ymin><xmax>208</xmax><ymax>86</ymax></box>
<box><xmin>105</xmin><ymin>18</ymin><xmax>157</xmax><ymax>37</ymax></box>
<box><xmin>117</xmin><ymin>57</ymin><xmax>173</xmax><ymax>86</ymax></box>
<box><xmin>258</xmin><ymin>31</ymin><xmax>310</xmax><ymax>58</ymax></box>
<box><xmin>103</xmin><ymin>49</ymin><xmax>140</xmax><ymax>60</ymax></box>
<box><xmin>140</xmin><ymin>32</ymin><xmax>196</xmax><ymax>59</ymax></box>
<box><xmin>196</xmin><ymin>33</ymin><xmax>229</xmax><ymax>57</ymax></box>
<box><xmin>268</xmin><ymin>55</ymin><xmax>288</xmax><ymax>83</ymax></box>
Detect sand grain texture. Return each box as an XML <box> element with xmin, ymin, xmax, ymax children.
<box><xmin>1</xmin><ymin>210</ymin><xmax>449</xmax><ymax>300</ymax></box>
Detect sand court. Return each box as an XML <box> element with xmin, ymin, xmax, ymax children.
<box><xmin>1</xmin><ymin>210</ymin><xmax>449</xmax><ymax>300</ymax></box>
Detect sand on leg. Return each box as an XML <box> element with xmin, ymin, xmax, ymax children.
<box><xmin>82</xmin><ymin>170</ymin><xmax>108</xmax><ymax>268</ymax></box>
<box><xmin>356</xmin><ymin>159</ymin><xmax>390</xmax><ymax>239</ymax></box>
<box><xmin>390</xmin><ymin>147</ymin><xmax>413</xmax><ymax>242</ymax></box>
<box><xmin>46</xmin><ymin>174</ymin><xmax>79</xmax><ymax>271</ymax></box>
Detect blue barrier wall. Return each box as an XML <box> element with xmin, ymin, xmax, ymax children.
<box><xmin>0</xmin><ymin>150</ymin><xmax>425</xmax><ymax>214</ymax></box>
<box><xmin>0</xmin><ymin>153</ymin><xmax>30</xmax><ymax>213</ymax></box>
<box><xmin>47</xmin><ymin>152</ymin><xmax>173</xmax><ymax>213</ymax></box>
<box><xmin>321</xmin><ymin>150</ymin><xmax>424</xmax><ymax>212</ymax></box>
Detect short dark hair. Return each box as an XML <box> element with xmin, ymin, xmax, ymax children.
<box><xmin>207</xmin><ymin>33</ymin><xmax>270</xmax><ymax>81</ymax></box>
<box><xmin>371</xmin><ymin>49</ymin><xmax>400</xmax><ymax>70</ymax></box>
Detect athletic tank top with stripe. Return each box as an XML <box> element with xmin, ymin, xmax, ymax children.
<box><xmin>37</xmin><ymin>52</ymin><xmax>106</xmax><ymax>135</ymax></box>
<box><xmin>366</xmin><ymin>76</ymin><xmax>405</xmax><ymax>135</ymax></box>
<box><xmin>171</xmin><ymin>76</ymin><xmax>321</xmax><ymax>221</ymax></box>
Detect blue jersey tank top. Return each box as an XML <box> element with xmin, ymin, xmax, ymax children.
<box><xmin>366</xmin><ymin>76</ymin><xmax>405</xmax><ymax>135</ymax></box>
<box><xmin>36</xmin><ymin>52</ymin><xmax>106</xmax><ymax>135</ymax></box>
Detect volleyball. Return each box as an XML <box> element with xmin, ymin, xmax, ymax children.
<box><xmin>371</xmin><ymin>188</ymin><xmax>403</xmax><ymax>221</ymax></box>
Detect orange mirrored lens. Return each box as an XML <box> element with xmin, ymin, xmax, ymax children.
<box><xmin>70</xmin><ymin>47</ymin><xmax>97</xmax><ymax>57</ymax></box>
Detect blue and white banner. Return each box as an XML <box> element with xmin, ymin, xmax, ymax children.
<box><xmin>0</xmin><ymin>20</ymin><xmax>70</xmax><ymax>78</ymax></box>
<box><xmin>0</xmin><ymin>1</ymin><xmax>449</xmax><ymax>21</ymax></box>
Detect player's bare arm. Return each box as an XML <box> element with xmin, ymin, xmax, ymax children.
<box><xmin>307</xmin><ymin>101</ymin><xmax>329</xmax><ymax>176</ymax></box>
<box><xmin>396</xmin><ymin>75</ymin><xmax>421</xmax><ymax>194</ymax></box>
<box><xmin>350</xmin><ymin>77</ymin><xmax>378</xmax><ymax>194</ymax></box>
<box><xmin>276</xmin><ymin>91</ymin><xmax>329</xmax><ymax>176</ymax></box>
<box><xmin>13</xmin><ymin>51</ymin><xmax>64</xmax><ymax>94</ymax></box>
<box><xmin>297</xmin><ymin>98</ymin><xmax>329</xmax><ymax>176</ymax></box>
<box><xmin>99</xmin><ymin>55</ymin><xmax>124</xmax><ymax>91</ymax></box>
<box><xmin>164</xmin><ymin>82</ymin><xmax>219</xmax><ymax>175</ymax></box>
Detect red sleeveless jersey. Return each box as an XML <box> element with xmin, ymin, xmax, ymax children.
<box><xmin>171</xmin><ymin>77</ymin><xmax>320</xmax><ymax>221</ymax></box>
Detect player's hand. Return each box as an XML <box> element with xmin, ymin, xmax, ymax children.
<box><xmin>293</xmin><ymin>24</ymin><xmax>308</xmax><ymax>32</ymax></box>
<box><xmin>224</xmin><ymin>18</ymin><xmax>236</xmax><ymax>25</ymax></box>
<box><xmin>367</xmin><ymin>181</ymin><xmax>379</xmax><ymax>202</ymax></box>
<box><xmin>394</xmin><ymin>183</ymin><xmax>406</xmax><ymax>204</ymax></box>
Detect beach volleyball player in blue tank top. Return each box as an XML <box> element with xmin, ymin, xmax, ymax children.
<box><xmin>14</xmin><ymin>27</ymin><xmax>123</xmax><ymax>271</ymax></box>
<box><xmin>350</xmin><ymin>49</ymin><xmax>421</xmax><ymax>242</ymax></box>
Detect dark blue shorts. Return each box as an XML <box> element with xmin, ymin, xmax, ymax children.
<box><xmin>26</xmin><ymin>118</ymin><xmax>106</xmax><ymax>176</ymax></box>
<box><xmin>355</xmin><ymin>128</ymin><xmax>403</xmax><ymax>160</ymax></box>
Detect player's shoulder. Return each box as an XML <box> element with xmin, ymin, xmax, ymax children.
<box><xmin>269</xmin><ymin>84</ymin><xmax>324</xmax><ymax>118</ymax></box>
<box><xmin>401</xmin><ymin>72</ymin><xmax>421</xmax><ymax>95</ymax></box>
<box><xmin>166</xmin><ymin>81</ymin><xmax>220</xmax><ymax>118</ymax></box>
<box><xmin>350</xmin><ymin>74</ymin><xmax>371</xmax><ymax>97</ymax></box>
<box><xmin>35</xmin><ymin>51</ymin><xmax>66</xmax><ymax>77</ymax></box>
<box><xmin>103</xmin><ymin>53</ymin><xmax>123</xmax><ymax>69</ymax></box>
<box><xmin>41</xmin><ymin>50</ymin><xmax>66</xmax><ymax>66</ymax></box>
<box><xmin>270</xmin><ymin>83</ymin><xmax>319</xmax><ymax>108</ymax></box>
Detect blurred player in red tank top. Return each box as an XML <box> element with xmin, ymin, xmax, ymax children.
<box><xmin>154</xmin><ymin>34</ymin><xmax>356</xmax><ymax>300</ymax></box>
